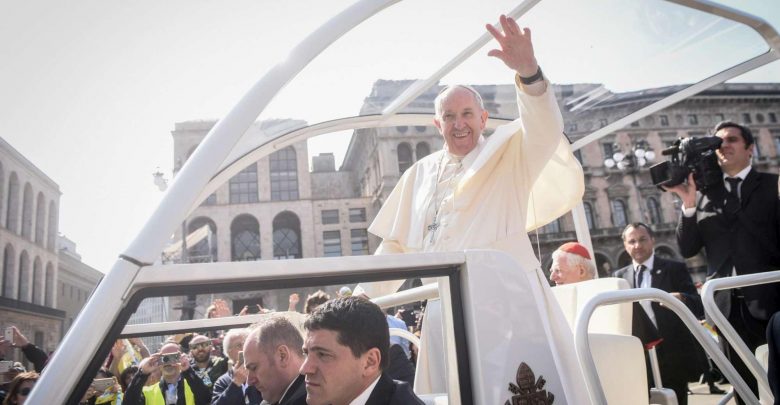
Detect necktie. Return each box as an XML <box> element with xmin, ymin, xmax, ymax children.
<box><xmin>635</xmin><ymin>264</ymin><xmax>646</xmax><ymax>288</ymax></box>
<box><xmin>726</xmin><ymin>177</ymin><xmax>742</xmax><ymax>201</ymax></box>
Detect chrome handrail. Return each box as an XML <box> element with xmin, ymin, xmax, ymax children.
<box><xmin>701</xmin><ymin>270</ymin><xmax>780</xmax><ymax>402</ymax></box>
<box><xmin>574</xmin><ymin>288</ymin><xmax>757</xmax><ymax>405</ymax></box>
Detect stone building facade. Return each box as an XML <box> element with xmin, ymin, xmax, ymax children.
<box><xmin>167</xmin><ymin>81</ymin><xmax>780</xmax><ymax>320</ymax></box>
<box><xmin>169</xmin><ymin>120</ymin><xmax>378</xmax><ymax>315</ymax></box>
<box><xmin>0</xmin><ymin>136</ymin><xmax>64</xmax><ymax>364</ymax></box>
<box><xmin>57</xmin><ymin>235</ymin><xmax>102</xmax><ymax>334</ymax></box>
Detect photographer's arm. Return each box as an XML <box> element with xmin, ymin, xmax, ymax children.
<box><xmin>122</xmin><ymin>366</ymin><xmax>151</xmax><ymax>405</ymax></box>
<box><xmin>179</xmin><ymin>356</ymin><xmax>211</xmax><ymax>405</ymax></box>
<box><xmin>666</xmin><ymin>174</ymin><xmax>703</xmax><ymax>258</ymax></box>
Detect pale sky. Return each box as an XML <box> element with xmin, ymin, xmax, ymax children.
<box><xmin>0</xmin><ymin>0</ymin><xmax>777</xmax><ymax>272</ymax></box>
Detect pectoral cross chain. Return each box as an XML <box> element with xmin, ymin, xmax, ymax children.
<box><xmin>427</xmin><ymin>219</ymin><xmax>440</xmax><ymax>241</ymax></box>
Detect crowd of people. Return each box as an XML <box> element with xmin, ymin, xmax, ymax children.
<box><xmin>3</xmin><ymin>12</ymin><xmax>779</xmax><ymax>405</ymax></box>
<box><xmin>1</xmin><ymin>289</ymin><xmax>423</xmax><ymax>405</ymax></box>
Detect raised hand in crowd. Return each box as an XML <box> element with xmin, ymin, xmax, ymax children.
<box><xmin>288</xmin><ymin>293</ymin><xmax>300</xmax><ymax>312</ymax></box>
<box><xmin>212</xmin><ymin>299</ymin><xmax>232</xmax><ymax>318</ymax></box>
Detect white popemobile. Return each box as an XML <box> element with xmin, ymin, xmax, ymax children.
<box><xmin>28</xmin><ymin>0</ymin><xmax>780</xmax><ymax>403</ymax></box>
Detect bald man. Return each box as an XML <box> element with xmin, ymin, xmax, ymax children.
<box><xmin>123</xmin><ymin>342</ymin><xmax>210</xmax><ymax>405</ymax></box>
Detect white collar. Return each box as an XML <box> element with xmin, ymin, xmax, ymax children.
<box><xmin>723</xmin><ymin>165</ymin><xmax>752</xmax><ymax>181</ymax></box>
<box><xmin>632</xmin><ymin>255</ymin><xmax>655</xmax><ymax>273</ymax></box>
<box><xmin>348</xmin><ymin>374</ymin><xmax>381</xmax><ymax>405</ymax></box>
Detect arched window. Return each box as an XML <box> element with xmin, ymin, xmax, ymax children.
<box><xmin>594</xmin><ymin>253</ymin><xmax>612</xmax><ymax>278</ymax></box>
<box><xmin>583</xmin><ymin>202</ymin><xmax>596</xmax><ymax>230</ymax></box>
<box><xmin>33</xmin><ymin>257</ymin><xmax>42</xmax><ymax>305</ymax></box>
<box><xmin>35</xmin><ymin>192</ymin><xmax>46</xmax><ymax>245</ymax></box>
<box><xmin>21</xmin><ymin>183</ymin><xmax>33</xmax><ymax>240</ymax></box>
<box><xmin>18</xmin><ymin>251</ymin><xmax>30</xmax><ymax>302</ymax></box>
<box><xmin>416</xmin><ymin>142</ymin><xmax>431</xmax><ymax>159</ymax></box>
<box><xmin>47</xmin><ymin>201</ymin><xmax>57</xmax><ymax>250</ymax></box>
<box><xmin>270</xmin><ymin>147</ymin><xmax>299</xmax><ymax>201</ymax></box>
<box><xmin>611</xmin><ymin>199</ymin><xmax>628</xmax><ymax>228</ymax></box>
<box><xmin>6</xmin><ymin>172</ymin><xmax>19</xmax><ymax>233</ymax></box>
<box><xmin>655</xmin><ymin>246</ymin><xmax>677</xmax><ymax>260</ymax></box>
<box><xmin>617</xmin><ymin>251</ymin><xmax>632</xmax><ymax>269</ymax></box>
<box><xmin>188</xmin><ymin>217</ymin><xmax>217</xmax><ymax>262</ymax></box>
<box><xmin>231</xmin><ymin>214</ymin><xmax>260</xmax><ymax>261</ymax></box>
<box><xmin>397</xmin><ymin>143</ymin><xmax>413</xmax><ymax>173</ymax></box>
<box><xmin>44</xmin><ymin>262</ymin><xmax>54</xmax><ymax>307</ymax></box>
<box><xmin>229</xmin><ymin>163</ymin><xmax>259</xmax><ymax>204</ymax></box>
<box><xmin>2</xmin><ymin>244</ymin><xmax>14</xmax><ymax>297</ymax></box>
<box><xmin>273</xmin><ymin>211</ymin><xmax>302</xmax><ymax>259</ymax></box>
<box><xmin>647</xmin><ymin>197</ymin><xmax>663</xmax><ymax>225</ymax></box>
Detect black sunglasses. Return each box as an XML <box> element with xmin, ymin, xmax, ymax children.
<box><xmin>19</xmin><ymin>387</ymin><xmax>32</xmax><ymax>396</ymax></box>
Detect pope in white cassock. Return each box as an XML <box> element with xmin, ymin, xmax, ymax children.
<box><xmin>354</xmin><ymin>15</ymin><xmax>586</xmax><ymax>396</ymax></box>
<box><xmin>356</xmin><ymin>15</ymin><xmax>584</xmax><ymax>298</ymax></box>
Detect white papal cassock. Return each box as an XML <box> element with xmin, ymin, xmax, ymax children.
<box><xmin>357</xmin><ymin>76</ymin><xmax>587</xmax><ymax>399</ymax></box>
<box><xmin>359</xmin><ymin>76</ymin><xmax>584</xmax><ymax>296</ymax></box>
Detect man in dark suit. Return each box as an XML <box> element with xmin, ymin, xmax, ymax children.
<box><xmin>243</xmin><ymin>317</ymin><xmax>306</xmax><ymax>405</ymax></box>
<box><xmin>301</xmin><ymin>297</ymin><xmax>425</xmax><ymax>405</ymax></box>
<box><xmin>614</xmin><ymin>222</ymin><xmax>704</xmax><ymax>405</ymax></box>
<box><xmin>667</xmin><ymin>121</ymin><xmax>780</xmax><ymax>404</ymax></box>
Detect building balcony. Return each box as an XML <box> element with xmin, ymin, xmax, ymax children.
<box><xmin>0</xmin><ymin>296</ymin><xmax>66</xmax><ymax>319</ymax></box>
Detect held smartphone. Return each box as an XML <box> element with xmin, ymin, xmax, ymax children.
<box><xmin>237</xmin><ymin>351</ymin><xmax>244</xmax><ymax>367</ymax></box>
<box><xmin>3</xmin><ymin>327</ymin><xmax>13</xmax><ymax>344</ymax></box>
<box><xmin>91</xmin><ymin>377</ymin><xmax>115</xmax><ymax>392</ymax></box>
<box><xmin>0</xmin><ymin>360</ymin><xmax>13</xmax><ymax>373</ymax></box>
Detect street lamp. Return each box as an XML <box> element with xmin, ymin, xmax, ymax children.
<box><xmin>603</xmin><ymin>140</ymin><xmax>656</xmax><ymax>223</ymax></box>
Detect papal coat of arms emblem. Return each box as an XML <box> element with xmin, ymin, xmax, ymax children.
<box><xmin>504</xmin><ymin>362</ymin><xmax>554</xmax><ymax>405</ymax></box>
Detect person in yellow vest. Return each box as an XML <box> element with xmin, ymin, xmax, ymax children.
<box><xmin>123</xmin><ymin>342</ymin><xmax>210</xmax><ymax>405</ymax></box>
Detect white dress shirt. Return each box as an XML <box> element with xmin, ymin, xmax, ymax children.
<box><xmin>681</xmin><ymin>165</ymin><xmax>752</xmax><ymax>217</ymax></box>
<box><xmin>634</xmin><ymin>255</ymin><xmax>657</xmax><ymax>327</ymax></box>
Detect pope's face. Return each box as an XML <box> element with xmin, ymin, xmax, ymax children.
<box><xmin>434</xmin><ymin>87</ymin><xmax>488</xmax><ymax>157</ymax></box>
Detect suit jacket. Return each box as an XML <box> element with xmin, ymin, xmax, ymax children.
<box><xmin>365</xmin><ymin>373</ymin><xmax>425</xmax><ymax>405</ymax></box>
<box><xmin>277</xmin><ymin>374</ymin><xmax>306</xmax><ymax>405</ymax></box>
<box><xmin>614</xmin><ymin>256</ymin><xmax>705</xmax><ymax>381</ymax></box>
<box><xmin>677</xmin><ymin>169</ymin><xmax>780</xmax><ymax>321</ymax></box>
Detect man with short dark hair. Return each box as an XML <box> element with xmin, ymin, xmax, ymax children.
<box><xmin>666</xmin><ymin>121</ymin><xmax>780</xmax><ymax>403</ymax></box>
<box><xmin>301</xmin><ymin>297</ymin><xmax>424</xmax><ymax>405</ymax></box>
<box><xmin>614</xmin><ymin>223</ymin><xmax>704</xmax><ymax>405</ymax></box>
<box><xmin>243</xmin><ymin>317</ymin><xmax>306</xmax><ymax>405</ymax></box>
<box><xmin>124</xmin><ymin>342</ymin><xmax>211</xmax><ymax>405</ymax></box>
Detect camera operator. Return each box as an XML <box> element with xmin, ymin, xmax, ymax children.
<box><xmin>123</xmin><ymin>343</ymin><xmax>210</xmax><ymax>405</ymax></box>
<box><xmin>665</xmin><ymin>121</ymin><xmax>780</xmax><ymax>404</ymax></box>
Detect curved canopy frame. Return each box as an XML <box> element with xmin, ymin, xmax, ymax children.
<box><xmin>32</xmin><ymin>0</ymin><xmax>780</xmax><ymax>403</ymax></box>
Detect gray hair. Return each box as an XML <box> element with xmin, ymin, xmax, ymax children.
<box><xmin>552</xmin><ymin>249</ymin><xmax>596</xmax><ymax>280</ymax></box>
<box><xmin>222</xmin><ymin>328</ymin><xmax>249</xmax><ymax>359</ymax></box>
<box><xmin>434</xmin><ymin>85</ymin><xmax>485</xmax><ymax>118</ymax></box>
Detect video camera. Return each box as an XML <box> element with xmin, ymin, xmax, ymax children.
<box><xmin>649</xmin><ymin>136</ymin><xmax>722</xmax><ymax>192</ymax></box>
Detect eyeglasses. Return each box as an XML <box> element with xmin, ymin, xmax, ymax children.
<box><xmin>190</xmin><ymin>342</ymin><xmax>212</xmax><ymax>350</ymax></box>
<box><xmin>19</xmin><ymin>387</ymin><xmax>32</xmax><ymax>396</ymax></box>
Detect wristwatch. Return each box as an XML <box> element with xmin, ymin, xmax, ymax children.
<box><xmin>518</xmin><ymin>66</ymin><xmax>544</xmax><ymax>85</ymax></box>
